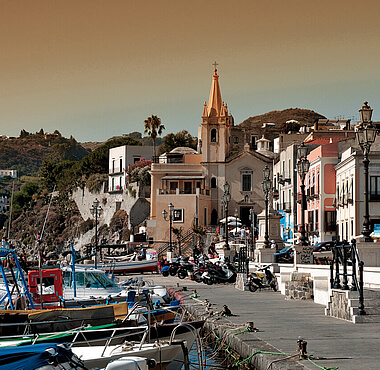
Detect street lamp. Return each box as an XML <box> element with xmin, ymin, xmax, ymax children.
<box><xmin>90</xmin><ymin>198</ymin><xmax>102</xmax><ymax>268</ymax></box>
<box><xmin>249</xmin><ymin>208</ymin><xmax>255</xmax><ymax>254</ymax></box>
<box><xmin>355</xmin><ymin>101</ymin><xmax>377</xmax><ymax>242</ymax></box>
<box><xmin>297</xmin><ymin>143</ymin><xmax>310</xmax><ymax>246</ymax></box>
<box><xmin>262</xmin><ymin>165</ymin><xmax>272</xmax><ymax>248</ymax></box>
<box><xmin>221</xmin><ymin>181</ymin><xmax>231</xmax><ymax>250</ymax></box>
<box><xmin>162</xmin><ymin>203</ymin><xmax>174</xmax><ymax>252</ymax></box>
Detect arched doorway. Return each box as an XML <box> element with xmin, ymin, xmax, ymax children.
<box><xmin>211</xmin><ymin>209</ymin><xmax>218</xmax><ymax>226</ymax></box>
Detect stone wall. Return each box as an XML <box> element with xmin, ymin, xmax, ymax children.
<box><xmin>326</xmin><ymin>290</ymin><xmax>351</xmax><ymax>321</ymax></box>
<box><xmin>285</xmin><ymin>272</ymin><xmax>313</xmax><ymax>300</ymax></box>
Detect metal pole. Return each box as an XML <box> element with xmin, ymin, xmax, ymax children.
<box><xmin>225</xmin><ymin>203</ymin><xmax>229</xmax><ymax>250</ymax></box>
<box><xmin>169</xmin><ymin>211</ymin><xmax>172</xmax><ymax>252</ymax></box>
<box><xmin>265</xmin><ymin>191</ymin><xmax>269</xmax><ymax>247</ymax></box>
<box><xmin>300</xmin><ymin>175</ymin><xmax>307</xmax><ymax>245</ymax></box>
<box><xmin>95</xmin><ymin>209</ymin><xmax>98</xmax><ymax>268</ymax></box>
<box><xmin>362</xmin><ymin>152</ymin><xmax>371</xmax><ymax>241</ymax></box>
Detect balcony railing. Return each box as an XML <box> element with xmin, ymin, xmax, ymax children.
<box><xmin>109</xmin><ymin>167</ymin><xmax>124</xmax><ymax>174</ymax></box>
<box><xmin>159</xmin><ymin>188</ymin><xmax>210</xmax><ymax>196</ymax></box>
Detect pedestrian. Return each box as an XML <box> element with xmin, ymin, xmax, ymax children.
<box><xmin>208</xmin><ymin>242</ymin><xmax>217</xmax><ymax>259</ymax></box>
<box><xmin>240</xmin><ymin>226</ymin><xmax>246</xmax><ymax>241</ymax></box>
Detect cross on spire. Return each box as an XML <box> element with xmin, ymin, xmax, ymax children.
<box><xmin>212</xmin><ymin>61</ymin><xmax>219</xmax><ymax>71</ymax></box>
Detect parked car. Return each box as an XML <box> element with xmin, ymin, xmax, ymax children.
<box><xmin>313</xmin><ymin>241</ymin><xmax>335</xmax><ymax>263</ymax></box>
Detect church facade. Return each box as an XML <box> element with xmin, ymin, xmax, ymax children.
<box><xmin>147</xmin><ymin>68</ymin><xmax>274</xmax><ymax>244</ymax></box>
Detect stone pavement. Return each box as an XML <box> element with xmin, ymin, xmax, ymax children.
<box><xmin>137</xmin><ymin>273</ymin><xmax>380</xmax><ymax>370</ymax></box>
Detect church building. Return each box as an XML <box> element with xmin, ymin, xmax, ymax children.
<box><xmin>147</xmin><ymin>67</ymin><xmax>274</xmax><ymax>245</ymax></box>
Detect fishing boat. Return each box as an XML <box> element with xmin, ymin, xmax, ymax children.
<box><xmin>0</xmin><ymin>301</ymin><xmax>129</xmax><ymax>336</ymax></box>
<box><xmin>0</xmin><ymin>319</ymin><xmax>204</xmax><ymax>348</ymax></box>
<box><xmin>81</xmin><ymin>255</ymin><xmax>159</xmax><ymax>274</ymax></box>
<box><xmin>0</xmin><ymin>342</ymin><xmax>85</xmax><ymax>370</ymax></box>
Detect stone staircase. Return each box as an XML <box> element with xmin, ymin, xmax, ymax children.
<box><xmin>326</xmin><ymin>288</ymin><xmax>380</xmax><ymax>323</ymax></box>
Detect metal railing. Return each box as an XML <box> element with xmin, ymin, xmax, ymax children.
<box><xmin>330</xmin><ymin>239</ymin><xmax>365</xmax><ymax>315</ymax></box>
<box><xmin>157</xmin><ymin>228</ymin><xmax>195</xmax><ymax>258</ymax></box>
<box><xmin>237</xmin><ymin>246</ymin><xmax>249</xmax><ymax>276</ymax></box>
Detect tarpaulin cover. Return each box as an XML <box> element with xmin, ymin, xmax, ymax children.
<box><xmin>0</xmin><ymin>342</ymin><xmax>76</xmax><ymax>369</ymax></box>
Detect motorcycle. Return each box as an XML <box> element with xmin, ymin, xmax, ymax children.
<box><xmin>201</xmin><ymin>260</ymin><xmax>237</xmax><ymax>285</ymax></box>
<box><xmin>248</xmin><ymin>265</ymin><xmax>277</xmax><ymax>292</ymax></box>
<box><xmin>176</xmin><ymin>257</ymin><xmax>195</xmax><ymax>279</ymax></box>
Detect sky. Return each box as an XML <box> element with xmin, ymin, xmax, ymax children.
<box><xmin>1</xmin><ymin>0</ymin><xmax>380</xmax><ymax>143</ymax></box>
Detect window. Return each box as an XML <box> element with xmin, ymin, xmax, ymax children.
<box><xmin>119</xmin><ymin>158</ymin><xmax>123</xmax><ymax>171</ymax></box>
<box><xmin>325</xmin><ymin>211</ymin><xmax>337</xmax><ymax>232</ymax></box>
<box><xmin>242</xmin><ymin>174</ymin><xmax>252</xmax><ymax>191</ymax></box>
<box><xmin>173</xmin><ymin>209</ymin><xmax>184</xmax><ymax>222</ymax></box>
<box><xmin>112</xmin><ymin>159</ymin><xmax>115</xmax><ymax>173</ymax></box>
<box><xmin>233</xmin><ymin>136</ymin><xmax>239</xmax><ymax>144</ymax></box>
<box><xmin>250</xmin><ymin>136</ymin><xmax>257</xmax><ymax>150</ymax></box>
<box><xmin>133</xmin><ymin>157</ymin><xmax>141</xmax><ymax>163</ymax></box>
<box><xmin>370</xmin><ymin>176</ymin><xmax>380</xmax><ymax>201</ymax></box>
<box><xmin>170</xmin><ymin>182</ymin><xmax>178</xmax><ymax>193</ymax></box>
<box><xmin>211</xmin><ymin>177</ymin><xmax>217</xmax><ymax>188</ymax></box>
<box><xmin>211</xmin><ymin>129</ymin><xmax>217</xmax><ymax>142</ymax></box>
<box><xmin>184</xmin><ymin>182</ymin><xmax>192</xmax><ymax>194</ymax></box>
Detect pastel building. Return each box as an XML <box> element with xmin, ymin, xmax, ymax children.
<box><xmin>302</xmin><ymin>142</ymin><xmax>339</xmax><ymax>244</ymax></box>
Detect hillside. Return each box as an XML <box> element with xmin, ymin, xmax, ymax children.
<box><xmin>0</xmin><ymin>131</ymin><xmax>89</xmax><ymax>176</ymax></box>
<box><xmin>239</xmin><ymin>108</ymin><xmax>326</xmax><ymax>129</ymax></box>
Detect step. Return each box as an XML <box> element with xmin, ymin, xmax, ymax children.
<box><xmin>351</xmin><ymin>306</ymin><xmax>380</xmax><ymax>315</ymax></box>
<box><xmin>346</xmin><ymin>288</ymin><xmax>380</xmax><ymax>299</ymax></box>
<box><xmin>349</xmin><ymin>297</ymin><xmax>380</xmax><ymax>308</ymax></box>
<box><xmin>352</xmin><ymin>314</ymin><xmax>380</xmax><ymax>324</ymax></box>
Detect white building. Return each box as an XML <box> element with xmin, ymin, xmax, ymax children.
<box><xmin>0</xmin><ymin>170</ymin><xmax>17</xmax><ymax>178</ymax></box>
<box><xmin>335</xmin><ymin>138</ymin><xmax>380</xmax><ymax>240</ymax></box>
<box><xmin>108</xmin><ymin>145</ymin><xmax>153</xmax><ymax>192</ymax></box>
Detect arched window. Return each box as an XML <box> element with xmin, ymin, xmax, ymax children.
<box><xmin>211</xmin><ymin>177</ymin><xmax>217</xmax><ymax>188</ymax></box>
<box><xmin>211</xmin><ymin>129</ymin><xmax>217</xmax><ymax>142</ymax></box>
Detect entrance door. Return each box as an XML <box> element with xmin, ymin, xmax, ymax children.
<box><xmin>240</xmin><ymin>207</ymin><xmax>251</xmax><ymax>227</ymax></box>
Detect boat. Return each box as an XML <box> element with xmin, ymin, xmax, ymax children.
<box><xmin>0</xmin><ymin>301</ymin><xmax>129</xmax><ymax>336</ymax></box>
<box><xmin>0</xmin><ymin>342</ymin><xmax>85</xmax><ymax>370</ymax></box>
<box><xmin>81</xmin><ymin>255</ymin><xmax>159</xmax><ymax>274</ymax></box>
<box><xmin>0</xmin><ymin>319</ymin><xmax>204</xmax><ymax>349</ymax></box>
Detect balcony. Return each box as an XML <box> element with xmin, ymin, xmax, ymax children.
<box><xmin>109</xmin><ymin>167</ymin><xmax>124</xmax><ymax>174</ymax></box>
<box><xmin>158</xmin><ymin>188</ymin><xmax>210</xmax><ymax>196</ymax></box>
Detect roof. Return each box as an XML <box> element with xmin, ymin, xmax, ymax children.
<box><xmin>170</xmin><ymin>147</ymin><xmax>198</xmax><ymax>154</ymax></box>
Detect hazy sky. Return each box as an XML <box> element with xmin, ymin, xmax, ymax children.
<box><xmin>1</xmin><ymin>1</ymin><xmax>380</xmax><ymax>142</ymax></box>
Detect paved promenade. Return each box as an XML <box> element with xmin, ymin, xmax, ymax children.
<box><xmin>140</xmin><ymin>273</ymin><xmax>380</xmax><ymax>370</ymax></box>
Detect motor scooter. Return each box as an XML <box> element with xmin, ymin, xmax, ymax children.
<box><xmin>201</xmin><ymin>260</ymin><xmax>237</xmax><ymax>285</ymax></box>
<box><xmin>247</xmin><ymin>265</ymin><xmax>277</xmax><ymax>292</ymax></box>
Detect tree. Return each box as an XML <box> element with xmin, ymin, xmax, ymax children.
<box><xmin>158</xmin><ymin>130</ymin><xmax>197</xmax><ymax>155</ymax></box>
<box><xmin>172</xmin><ymin>227</ymin><xmax>183</xmax><ymax>256</ymax></box>
<box><xmin>144</xmin><ymin>115</ymin><xmax>165</xmax><ymax>156</ymax></box>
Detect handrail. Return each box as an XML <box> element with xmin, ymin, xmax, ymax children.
<box><xmin>330</xmin><ymin>239</ymin><xmax>365</xmax><ymax>315</ymax></box>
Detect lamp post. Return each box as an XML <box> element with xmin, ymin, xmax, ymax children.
<box><xmin>221</xmin><ymin>181</ymin><xmax>231</xmax><ymax>250</ymax></box>
<box><xmin>249</xmin><ymin>208</ymin><xmax>255</xmax><ymax>256</ymax></box>
<box><xmin>162</xmin><ymin>203</ymin><xmax>174</xmax><ymax>252</ymax></box>
<box><xmin>355</xmin><ymin>101</ymin><xmax>377</xmax><ymax>242</ymax></box>
<box><xmin>296</xmin><ymin>143</ymin><xmax>310</xmax><ymax>246</ymax></box>
<box><xmin>262</xmin><ymin>165</ymin><xmax>272</xmax><ymax>248</ymax></box>
<box><xmin>90</xmin><ymin>198</ymin><xmax>102</xmax><ymax>268</ymax></box>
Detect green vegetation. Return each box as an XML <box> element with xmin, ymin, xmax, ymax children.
<box><xmin>157</xmin><ymin>130</ymin><xmax>197</xmax><ymax>155</ymax></box>
<box><xmin>144</xmin><ymin>115</ymin><xmax>165</xmax><ymax>156</ymax></box>
<box><xmin>40</xmin><ymin>136</ymin><xmax>141</xmax><ymax>191</ymax></box>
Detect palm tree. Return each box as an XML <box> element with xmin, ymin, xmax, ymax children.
<box><xmin>172</xmin><ymin>227</ymin><xmax>183</xmax><ymax>256</ymax></box>
<box><xmin>144</xmin><ymin>115</ymin><xmax>165</xmax><ymax>156</ymax></box>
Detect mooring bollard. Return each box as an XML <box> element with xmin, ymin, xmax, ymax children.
<box><xmin>297</xmin><ymin>337</ymin><xmax>308</xmax><ymax>359</ymax></box>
